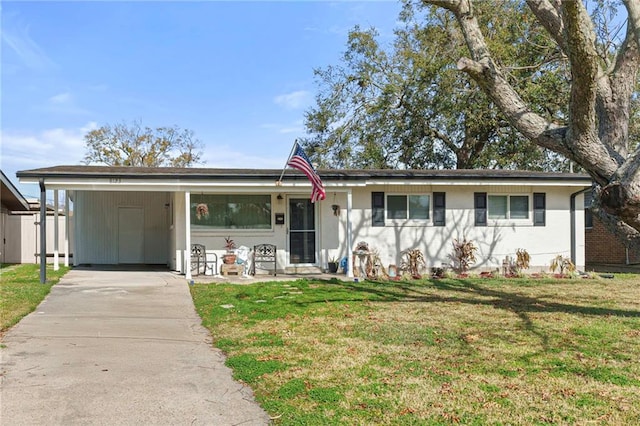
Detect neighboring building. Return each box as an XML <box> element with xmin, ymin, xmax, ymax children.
<box><xmin>1</xmin><ymin>170</ymin><xmax>30</xmax><ymax>264</ymax></box>
<box><xmin>1</xmin><ymin>170</ymin><xmax>71</xmax><ymax>264</ymax></box>
<box><xmin>17</xmin><ymin>166</ymin><xmax>591</xmax><ymax>277</ymax></box>
<box><xmin>584</xmin><ymin>191</ymin><xmax>640</xmax><ymax>267</ymax></box>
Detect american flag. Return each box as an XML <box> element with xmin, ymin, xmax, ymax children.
<box><xmin>287</xmin><ymin>142</ymin><xmax>326</xmax><ymax>203</ymax></box>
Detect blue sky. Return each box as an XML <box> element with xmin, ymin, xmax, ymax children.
<box><xmin>1</xmin><ymin>1</ymin><xmax>402</xmax><ymax>197</ymax></box>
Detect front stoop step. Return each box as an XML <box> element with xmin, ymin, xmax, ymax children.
<box><xmin>283</xmin><ymin>266</ymin><xmax>323</xmax><ymax>275</ymax></box>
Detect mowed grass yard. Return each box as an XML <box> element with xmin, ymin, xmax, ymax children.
<box><xmin>191</xmin><ymin>275</ymin><xmax>640</xmax><ymax>425</ymax></box>
<box><xmin>1</xmin><ymin>263</ymin><xmax>69</xmax><ymax>334</ymax></box>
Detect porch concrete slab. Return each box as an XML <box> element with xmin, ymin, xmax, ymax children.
<box><xmin>0</xmin><ymin>267</ymin><xmax>270</xmax><ymax>426</ymax></box>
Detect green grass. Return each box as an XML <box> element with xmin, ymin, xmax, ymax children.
<box><xmin>1</xmin><ymin>263</ymin><xmax>69</xmax><ymax>333</ymax></box>
<box><xmin>191</xmin><ymin>276</ymin><xmax>640</xmax><ymax>424</ymax></box>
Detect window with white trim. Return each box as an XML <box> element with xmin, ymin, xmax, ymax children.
<box><xmin>190</xmin><ymin>194</ymin><xmax>272</xmax><ymax>229</ymax></box>
<box><xmin>488</xmin><ymin>195</ymin><xmax>530</xmax><ymax>220</ymax></box>
<box><xmin>584</xmin><ymin>190</ymin><xmax>593</xmax><ymax>229</ymax></box>
<box><xmin>387</xmin><ymin>194</ymin><xmax>430</xmax><ymax>221</ymax></box>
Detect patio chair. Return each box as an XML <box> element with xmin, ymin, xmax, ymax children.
<box><xmin>191</xmin><ymin>244</ymin><xmax>218</xmax><ymax>276</ymax></box>
<box><xmin>252</xmin><ymin>244</ymin><xmax>276</xmax><ymax>276</ymax></box>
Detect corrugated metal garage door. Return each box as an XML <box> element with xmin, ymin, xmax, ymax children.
<box><xmin>75</xmin><ymin>191</ymin><xmax>169</xmax><ymax>265</ymax></box>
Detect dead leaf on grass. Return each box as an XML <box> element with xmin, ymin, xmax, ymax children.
<box><xmin>441</xmin><ymin>411</ymin><xmax>460</xmax><ymax>423</ymax></box>
<box><xmin>439</xmin><ymin>382</ymin><xmax>454</xmax><ymax>395</ymax></box>
<box><xmin>257</xmin><ymin>355</ymin><xmax>284</xmax><ymax>361</ymax></box>
<box><xmin>559</xmin><ymin>388</ymin><xmax>576</xmax><ymax>398</ymax></box>
<box><xmin>462</xmin><ymin>334</ymin><xmax>480</xmax><ymax>343</ymax></box>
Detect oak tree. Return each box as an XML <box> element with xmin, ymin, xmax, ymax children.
<box><xmin>303</xmin><ymin>1</ymin><xmax>571</xmax><ymax>170</ymax></box>
<box><xmin>421</xmin><ymin>0</ymin><xmax>640</xmax><ymax>242</ymax></box>
<box><xmin>83</xmin><ymin>121</ymin><xmax>204</xmax><ymax>167</ymax></box>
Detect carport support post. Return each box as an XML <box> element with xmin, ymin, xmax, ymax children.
<box><xmin>53</xmin><ymin>190</ymin><xmax>59</xmax><ymax>271</ymax></box>
<box><xmin>64</xmin><ymin>191</ymin><xmax>70</xmax><ymax>267</ymax></box>
<box><xmin>346</xmin><ymin>190</ymin><xmax>354</xmax><ymax>278</ymax></box>
<box><xmin>185</xmin><ymin>191</ymin><xmax>192</xmax><ymax>280</ymax></box>
<box><xmin>39</xmin><ymin>179</ymin><xmax>46</xmax><ymax>284</ymax></box>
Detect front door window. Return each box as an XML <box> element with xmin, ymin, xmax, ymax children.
<box><xmin>288</xmin><ymin>198</ymin><xmax>316</xmax><ymax>264</ymax></box>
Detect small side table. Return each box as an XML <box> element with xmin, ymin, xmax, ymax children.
<box><xmin>221</xmin><ymin>264</ymin><xmax>245</xmax><ymax>276</ymax></box>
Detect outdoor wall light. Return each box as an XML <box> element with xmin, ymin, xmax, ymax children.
<box><xmin>331</xmin><ymin>204</ymin><xmax>340</xmax><ymax>216</ymax></box>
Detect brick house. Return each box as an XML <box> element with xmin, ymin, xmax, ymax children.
<box><xmin>584</xmin><ymin>191</ymin><xmax>640</xmax><ymax>267</ymax></box>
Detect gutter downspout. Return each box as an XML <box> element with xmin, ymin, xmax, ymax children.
<box><xmin>39</xmin><ymin>178</ymin><xmax>46</xmax><ymax>284</ymax></box>
<box><xmin>570</xmin><ymin>186</ymin><xmax>591</xmax><ymax>268</ymax></box>
<box><xmin>346</xmin><ymin>190</ymin><xmax>353</xmax><ymax>278</ymax></box>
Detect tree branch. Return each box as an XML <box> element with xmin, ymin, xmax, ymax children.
<box><xmin>526</xmin><ymin>0</ymin><xmax>567</xmax><ymax>53</ymax></box>
<box><xmin>623</xmin><ymin>0</ymin><xmax>640</xmax><ymax>48</ymax></box>
<box><xmin>597</xmin><ymin>24</ymin><xmax>640</xmax><ymax>160</ymax></box>
<box><xmin>561</xmin><ymin>1</ymin><xmax>622</xmax><ymax>180</ymax></box>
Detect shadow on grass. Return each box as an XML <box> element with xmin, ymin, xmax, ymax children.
<box><xmin>298</xmin><ymin>277</ymin><xmax>640</xmax><ymax>353</ymax></box>
<box><xmin>327</xmin><ymin>278</ymin><xmax>640</xmax><ymax>318</ymax></box>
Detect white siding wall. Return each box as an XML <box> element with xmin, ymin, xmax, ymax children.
<box><xmin>74</xmin><ymin>191</ymin><xmax>169</xmax><ymax>265</ymax></box>
<box><xmin>319</xmin><ymin>185</ymin><xmax>584</xmax><ymax>272</ymax></box>
<box><xmin>168</xmin><ymin>185</ymin><xmax>586</xmax><ymax>274</ymax></box>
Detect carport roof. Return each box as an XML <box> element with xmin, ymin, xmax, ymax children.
<box><xmin>17</xmin><ymin>165</ymin><xmax>592</xmax><ymax>183</ymax></box>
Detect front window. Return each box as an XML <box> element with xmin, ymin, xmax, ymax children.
<box><xmin>488</xmin><ymin>195</ymin><xmax>529</xmax><ymax>220</ymax></box>
<box><xmin>191</xmin><ymin>194</ymin><xmax>271</xmax><ymax>229</ymax></box>
<box><xmin>584</xmin><ymin>190</ymin><xmax>593</xmax><ymax>229</ymax></box>
<box><xmin>387</xmin><ymin>194</ymin><xmax>430</xmax><ymax>221</ymax></box>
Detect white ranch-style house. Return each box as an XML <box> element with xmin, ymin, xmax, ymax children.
<box><xmin>17</xmin><ymin>166</ymin><xmax>592</xmax><ymax>281</ymax></box>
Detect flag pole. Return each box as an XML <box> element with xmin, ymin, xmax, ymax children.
<box><xmin>277</xmin><ymin>139</ymin><xmax>298</xmax><ymax>185</ymax></box>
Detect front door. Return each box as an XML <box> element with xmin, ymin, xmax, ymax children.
<box><xmin>289</xmin><ymin>198</ymin><xmax>316</xmax><ymax>264</ymax></box>
<box><xmin>118</xmin><ymin>207</ymin><xmax>144</xmax><ymax>264</ymax></box>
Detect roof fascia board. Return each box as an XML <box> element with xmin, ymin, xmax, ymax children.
<box><xmin>22</xmin><ymin>177</ymin><xmax>591</xmax><ymax>191</ymax></box>
<box><xmin>365</xmin><ymin>179</ymin><xmax>592</xmax><ymax>187</ymax></box>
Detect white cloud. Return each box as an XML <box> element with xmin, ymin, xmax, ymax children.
<box><xmin>200</xmin><ymin>145</ymin><xmax>284</xmax><ymax>169</ymax></box>
<box><xmin>0</xmin><ymin>122</ymin><xmax>98</xmax><ymax>181</ymax></box>
<box><xmin>274</xmin><ymin>90</ymin><xmax>312</xmax><ymax>110</ymax></box>
<box><xmin>40</xmin><ymin>92</ymin><xmax>92</xmax><ymax>116</ymax></box>
<box><xmin>260</xmin><ymin>119</ymin><xmax>305</xmax><ymax>135</ymax></box>
<box><xmin>1</xmin><ymin>14</ymin><xmax>56</xmax><ymax>71</ymax></box>
<box><xmin>49</xmin><ymin>92</ymin><xmax>72</xmax><ymax>104</ymax></box>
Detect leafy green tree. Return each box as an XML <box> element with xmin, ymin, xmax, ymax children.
<box><xmin>421</xmin><ymin>0</ymin><xmax>640</xmax><ymax>241</ymax></box>
<box><xmin>303</xmin><ymin>0</ymin><xmax>570</xmax><ymax>171</ymax></box>
<box><xmin>83</xmin><ymin>121</ymin><xmax>204</xmax><ymax>167</ymax></box>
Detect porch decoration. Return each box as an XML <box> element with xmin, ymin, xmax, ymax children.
<box><xmin>222</xmin><ymin>236</ymin><xmax>237</xmax><ymax>264</ymax></box>
<box><xmin>195</xmin><ymin>203</ymin><xmax>209</xmax><ymax>220</ymax></box>
<box><xmin>368</xmin><ymin>249</ymin><xmax>389</xmax><ymax>280</ymax></box>
<box><xmin>353</xmin><ymin>241</ymin><xmax>372</xmax><ymax>278</ymax></box>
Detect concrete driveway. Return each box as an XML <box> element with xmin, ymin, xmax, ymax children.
<box><xmin>0</xmin><ymin>266</ymin><xmax>270</xmax><ymax>425</ymax></box>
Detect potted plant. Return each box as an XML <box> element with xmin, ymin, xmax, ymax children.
<box><xmin>327</xmin><ymin>257</ymin><xmax>339</xmax><ymax>273</ymax></box>
<box><xmin>222</xmin><ymin>236</ymin><xmax>237</xmax><ymax>264</ymax></box>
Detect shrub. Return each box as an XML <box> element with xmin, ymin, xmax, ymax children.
<box><xmin>515</xmin><ymin>248</ymin><xmax>530</xmax><ymax>273</ymax></box>
<box><xmin>550</xmin><ymin>255</ymin><xmax>576</xmax><ymax>275</ymax></box>
<box><xmin>400</xmin><ymin>249</ymin><xmax>426</xmax><ymax>278</ymax></box>
<box><xmin>449</xmin><ymin>238</ymin><xmax>477</xmax><ymax>272</ymax></box>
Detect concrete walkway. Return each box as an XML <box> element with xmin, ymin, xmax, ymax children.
<box><xmin>0</xmin><ymin>267</ymin><xmax>270</xmax><ymax>425</ymax></box>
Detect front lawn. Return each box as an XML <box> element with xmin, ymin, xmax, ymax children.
<box><xmin>191</xmin><ymin>276</ymin><xmax>640</xmax><ymax>425</ymax></box>
<box><xmin>0</xmin><ymin>264</ymin><xmax>69</xmax><ymax>333</ymax></box>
